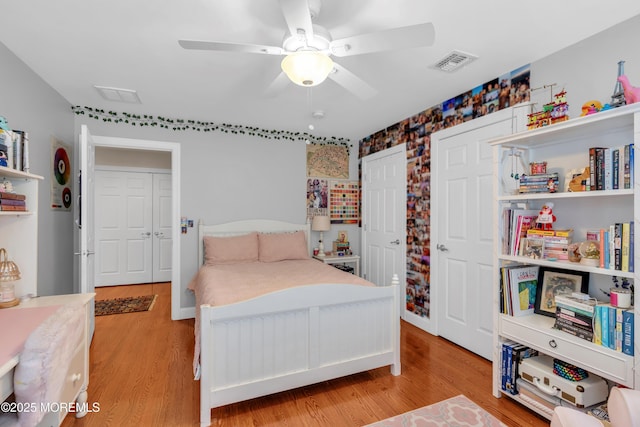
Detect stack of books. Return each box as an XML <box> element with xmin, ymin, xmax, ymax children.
<box><xmin>554</xmin><ymin>293</ymin><xmax>596</xmax><ymax>342</ymax></box>
<box><xmin>518</xmin><ymin>172</ymin><xmax>560</xmax><ymax>194</ymax></box>
<box><xmin>0</xmin><ymin>191</ymin><xmax>26</xmax><ymax>211</ymax></box>
<box><xmin>524</xmin><ymin>228</ymin><xmax>573</xmax><ymax>260</ymax></box>
<box><xmin>593</xmin><ymin>304</ymin><xmax>634</xmax><ymax>355</ymax></box>
<box><xmin>500</xmin><ymin>340</ymin><xmax>538</xmax><ymax>395</ymax></box>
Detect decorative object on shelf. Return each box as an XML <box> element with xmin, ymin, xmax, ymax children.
<box><xmin>530</xmin><ymin>161</ymin><xmax>547</xmax><ymax>175</ymax></box>
<box><xmin>611</xmin><ymin>60</ymin><xmax>627</xmax><ymax>108</ymax></box>
<box><xmin>535</xmin><ymin>202</ymin><xmax>556</xmax><ymax>230</ymax></box>
<box><xmin>578</xmin><ymin>241</ymin><xmax>600</xmax><ymax>266</ymax></box>
<box><xmin>500</xmin><ymin>147</ymin><xmax>527</xmax><ymax>195</ymax></box>
<box><xmin>527</xmin><ymin>90</ymin><xmax>569</xmax><ymax>130</ymax></box>
<box><xmin>618</xmin><ymin>74</ymin><xmax>640</xmax><ymax>105</ymax></box>
<box><xmin>311</xmin><ymin>215</ymin><xmax>331</xmax><ymax>257</ymax></box>
<box><xmin>0</xmin><ymin>116</ymin><xmax>10</xmax><ymax>132</ymax></box>
<box><xmin>567</xmin><ymin>242</ymin><xmax>581</xmax><ymax>262</ymax></box>
<box><xmin>553</xmin><ymin>358</ymin><xmax>589</xmax><ymax>381</ymax></box>
<box><xmin>580</xmin><ymin>100</ymin><xmax>603</xmax><ymax>116</ymax></box>
<box><xmin>601</xmin><ymin>276</ymin><xmax>634</xmax><ymax>306</ymax></box>
<box><xmin>0</xmin><ymin>247</ymin><xmax>20</xmax><ymax>308</ymax></box>
<box><xmin>567</xmin><ymin>167</ymin><xmax>590</xmax><ymax>192</ymax></box>
<box><xmin>71</xmin><ymin>106</ymin><xmax>350</xmax><ymax>147</ymax></box>
<box><xmin>533</xmin><ymin>267</ymin><xmax>589</xmax><ymax>318</ymax></box>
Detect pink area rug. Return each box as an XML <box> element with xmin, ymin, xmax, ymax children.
<box><xmin>364</xmin><ymin>395</ymin><xmax>507</xmax><ymax>427</ymax></box>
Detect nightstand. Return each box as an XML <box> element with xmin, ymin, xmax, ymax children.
<box><xmin>313</xmin><ymin>254</ymin><xmax>360</xmax><ymax>277</ymax></box>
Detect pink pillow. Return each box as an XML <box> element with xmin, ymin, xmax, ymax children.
<box><xmin>203</xmin><ymin>232</ymin><xmax>259</xmax><ymax>265</ymax></box>
<box><xmin>258</xmin><ymin>231</ymin><xmax>309</xmax><ymax>262</ymax></box>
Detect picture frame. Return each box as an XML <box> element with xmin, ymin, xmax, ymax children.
<box><xmin>534</xmin><ymin>267</ymin><xmax>589</xmax><ymax>317</ymax></box>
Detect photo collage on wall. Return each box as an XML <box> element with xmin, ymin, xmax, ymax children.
<box><xmin>359</xmin><ymin>64</ymin><xmax>531</xmax><ymax>319</ymax></box>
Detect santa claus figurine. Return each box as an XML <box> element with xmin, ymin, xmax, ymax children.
<box><xmin>536</xmin><ymin>202</ymin><xmax>556</xmax><ymax>230</ymax></box>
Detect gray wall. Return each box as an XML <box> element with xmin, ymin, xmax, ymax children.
<box><xmin>0</xmin><ymin>42</ymin><xmax>75</xmax><ymax>297</ymax></box>
<box><xmin>0</xmin><ymin>14</ymin><xmax>638</xmax><ymax>302</ymax></box>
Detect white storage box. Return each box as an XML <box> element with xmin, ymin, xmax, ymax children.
<box><xmin>519</xmin><ymin>355</ymin><xmax>608</xmax><ymax>408</ymax></box>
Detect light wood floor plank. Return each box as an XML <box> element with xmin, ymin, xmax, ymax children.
<box><xmin>61</xmin><ymin>282</ymin><xmax>549</xmax><ymax>427</ymax></box>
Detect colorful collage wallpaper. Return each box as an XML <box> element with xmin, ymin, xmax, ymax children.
<box><xmin>358</xmin><ymin>64</ymin><xmax>531</xmax><ymax>319</ymax></box>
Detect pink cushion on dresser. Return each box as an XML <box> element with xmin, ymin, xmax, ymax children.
<box><xmin>258</xmin><ymin>231</ymin><xmax>309</xmax><ymax>262</ymax></box>
<box><xmin>203</xmin><ymin>232</ymin><xmax>259</xmax><ymax>265</ymax></box>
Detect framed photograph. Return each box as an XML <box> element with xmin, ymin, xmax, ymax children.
<box><xmin>534</xmin><ymin>267</ymin><xmax>589</xmax><ymax>317</ymax></box>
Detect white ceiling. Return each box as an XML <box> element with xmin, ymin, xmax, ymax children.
<box><xmin>1</xmin><ymin>1</ymin><xmax>639</xmax><ymax>143</ymax></box>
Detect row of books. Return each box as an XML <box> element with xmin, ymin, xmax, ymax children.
<box><xmin>553</xmin><ymin>293</ymin><xmax>634</xmax><ymax>355</ymax></box>
<box><xmin>588</xmin><ymin>144</ymin><xmax>633</xmax><ymax>191</ymax></box>
<box><xmin>0</xmin><ymin>128</ymin><xmax>30</xmax><ymax>172</ymax></box>
<box><xmin>0</xmin><ymin>191</ymin><xmax>27</xmax><ymax>211</ymax></box>
<box><xmin>589</xmin><ymin>222</ymin><xmax>634</xmax><ymax>272</ymax></box>
<box><xmin>503</xmin><ymin>208</ymin><xmax>539</xmax><ymax>256</ymax></box>
<box><xmin>499</xmin><ymin>265</ymin><xmax>538</xmax><ymax>317</ymax></box>
<box><xmin>500</xmin><ymin>341</ymin><xmax>538</xmax><ymax>395</ymax></box>
<box><xmin>518</xmin><ymin>172</ymin><xmax>559</xmax><ymax>194</ymax></box>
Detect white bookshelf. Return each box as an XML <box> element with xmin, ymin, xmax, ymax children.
<box><xmin>490</xmin><ymin>103</ymin><xmax>640</xmax><ymax>418</ymax></box>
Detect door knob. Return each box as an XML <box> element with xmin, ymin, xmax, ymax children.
<box><xmin>436</xmin><ymin>243</ymin><xmax>449</xmax><ymax>252</ymax></box>
<box><xmin>390</xmin><ymin>239</ymin><xmax>400</xmax><ymax>245</ymax></box>
<box><xmin>142</xmin><ymin>232</ymin><xmax>151</xmax><ymax>238</ymax></box>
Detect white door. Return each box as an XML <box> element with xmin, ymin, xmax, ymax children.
<box><xmin>78</xmin><ymin>125</ymin><xmax>96</xmax><ymax>340</ymax></box>
<box><xmin>152</xmin><ymin>173</ymin><xmax>172</xmax><ymax>282</ymax></box>
<box><xmin>432</xmin><ymin>109</ymin><xmax>521</xmax><ymax>360</ymax></box>
<box><xmin>95</xmin><ymin>171</ymin><xmax>153</xmax><ymax>286</ymax></box>
<box><xmin>362</xmin><ymin>144</ymin><xmax>406</xmax><ymax>291</ymax></box>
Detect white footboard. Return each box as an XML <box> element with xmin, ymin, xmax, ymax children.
<box><xmin>200</xmin><ymin>275</ymin><xmax>401</xmax><ymax>426</ymax></box>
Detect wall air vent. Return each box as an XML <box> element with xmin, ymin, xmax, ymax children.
<box><xmin>94</xmin><ymin>85</ymin><xmax>142</xmax><ymax>104</ymax></box>
<box><xmin>433</xmin><ymin>50</ymin><xmax>478</xmax><ymax>72</ymax></box>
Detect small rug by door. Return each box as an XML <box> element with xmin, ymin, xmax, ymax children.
<box><xmin>364</xmin><ymin>395</ymin><xmax>507</xmax><ymax>427</ymax></box>
<box><xmin>95</xmin><ymin>295</ymin><xmax>157</xmax><ymax>316</ymax></box>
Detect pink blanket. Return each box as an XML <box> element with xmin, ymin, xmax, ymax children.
<box><xmin>189</xmin><ymin>259</ymin><xmax>374</xmax><ymax>378</ymax></box>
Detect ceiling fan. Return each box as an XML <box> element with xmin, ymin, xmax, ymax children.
<box><xmin>178</xmin><ymin>0</ymin><xmax>435</xmax><ymax>100</ymax></box>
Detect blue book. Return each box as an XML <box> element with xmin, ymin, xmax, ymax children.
<box><xmin>609</xmin><ymin>306</ymin><xmax>616</xmax><ymax>350</ymax></box>
<box><xmin>623</xmin><ymin>309</ymin><xmax>634</xmax><ymax>356</ymax></box>
<box><xmin>630</xmin><ymin>143</ymin><xmax>634</xmax><ymax>189</ymax></box>
<box><xmin>601</xmin><ymin>305</ymin><xmax>609</xmax><ymax>348</ymax></box>
<box><xmin>604</xmin><ymin>230</ymin><xmax>610</xmax><ymax>269</ymax></box>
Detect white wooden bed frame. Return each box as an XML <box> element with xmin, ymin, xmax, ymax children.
<box><xmin>197</xmin><ymin>219</ymin><xmax>401</xmax><ymax>427</ymax></box>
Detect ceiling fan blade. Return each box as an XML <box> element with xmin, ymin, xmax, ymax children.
<box><xmin>330</xmin><ymin>23</ymin><xmax>435</xmax><ymax>57</ymax></box>
<box><xmin>263</xmin><ymin>72</ymin><xmax>291</xmax><ymax>97</ymax></box>
<box><xmin>178</xmin><ymin>39</ymin><xmax>283</xmax><ymax>55</ymax></box>
<box><xmin>329</xmin><ymin>63</ymin><xmax>377</xmax><ymax>100</ymax></box>
<box><xmin>278</xmin><ymin>0</ymin><xmax>314</xmax><ymax>41</ymax></box>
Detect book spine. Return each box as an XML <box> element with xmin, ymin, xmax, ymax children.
<box><xmin>608</xmin><ymin>306</ymin><xmax>616</xmax><ymax>350</ymax></box>
<box><xmin>624</xmin><ymin>144</ymin><xmax>631</xmax><ymax>189</ymax></box>
<box><xmin>596</xmin><ymin>147</ymin><xmax>605</xmax><ymax>190</ymax></box>
<box><xmin>604</xmin><ymin>147</ymin><xmax>612</xmax><ymax>190</ymax></box>
<box><xmin>589</xmin><ymin>147</ymin><xmax>597</xmax><ymax>191</ymax></box>
<box><xmin>0</xmin><ymin>192</ymin><xmax>26</xmax><ymax>200</ymax></box>
<box><xmin>616</xmin><ymin>308</ymin><xmax>623</xmax><ymax>352</ymax></box>
<box><xmin>622</xmin><ymin>222</ymin><xmax>630</xmax><ymax>272</ymax></box>
<box><xmin>604</xmin><ymin>230</ymin><xmax>610</xmax><ymax>270</ymax></box>
<box><xmin>601</xmin><ymin>306</ymin><xmax>609</xmax><ymax>348</ymax></box>
<box><xmin>554</xmin><ymin>295</ymin><xmax>596</xmax><ymax>314</ymax></box>
<box><xmin>12</xmin><ymin>130</ymin><xmax>22</xmax><ymax>171</ymax></box>
<box><xmin>615</xmin><ymin>223</ymin><xmax>623</xmax><ymax>270</ymax></box>
<box><xmin>630</xmin><ymin>221</ymin><xmax>634</xmax><ymax>273</ymax></box>
<box><xmin>623</xmin><ymin>309</ymin><xmax>634</xmax><ymax>356</ymax></box>
<box><xmin>554</xmin><ymin>321</ymin><xmax>594</xmax><ymax>341</ymax></box>
<box><xmin>22</xmin><ymin>131</ymin><xmax>29</xmax><ymax>173</ymax></box>
<box><xmin>0</xmin><ymin>205</ymin><xmax>27</xmax><ymax>211</ymax></box>
<box><xmin>600</xmin><ymin>228</ymin><xmax>605</xmax><ymax>268</ymax></box>
<box><xmin>593</xmin><ymin>305</ymin><xmax>602</xmax><ymax>345</ymax></box>
<box><xmin>609</xmin><ymin>224</ymin><xmax>616</xmax><ymax>270</ymax></box>
<box><xmin>0</xmin><ymin>199</ymin><xmax>26</xmax><ymax>206</ymax></box>
<box><xmin>613</xmin><ymin>148</ymin><xmax>620</xmax><ymax>190</ymax></box>
<box><xmin>619</xmin><ymin>145</ymin><xmax>626</xmax><ymax>190</ymax></box>
<box><xmin>630</xmin><ymin>143</ymin><xmax>634</xmax><ymax>189</ymax></box>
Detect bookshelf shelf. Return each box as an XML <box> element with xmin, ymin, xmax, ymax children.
<box><xmin>491</xmin><ymin>103</ymin><xmax>640</xmax><ymax>418</ymax></box>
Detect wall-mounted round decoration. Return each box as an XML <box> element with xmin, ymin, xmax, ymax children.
<box><xmin>62</xmin><ymin>187</ymin><xmax>72</xmax><ymax>209</ymax></box>
<box><xmin>54</xmin><ymin>147</ymin><xmax>71</xmax><ymax>185</ymax></box>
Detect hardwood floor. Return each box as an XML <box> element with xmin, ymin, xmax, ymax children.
<box><xmin>62</xmin><ymin>283</ymin><xmax>550</xmax><ymax>426</ymax></box>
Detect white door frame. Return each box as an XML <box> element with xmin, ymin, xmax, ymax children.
<box><xmin>431</xmin><ymin>106</ymin><xmax>529</xmax><ymax>337</ymax></box>
<box><xmin>91</xmin><ymin>135</ymin><xmax>184</xmax><ymax>320</ymax></box>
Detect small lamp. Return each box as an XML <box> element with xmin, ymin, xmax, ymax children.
<box><xmin>311</xmin><ymin>215</ymin><xmax>331</xmax><ymax>257</ymax></box>
<box><xmin>0</xmin><ymin>248</ymin><xmax>20</xmax><ymax>308</ymax></box>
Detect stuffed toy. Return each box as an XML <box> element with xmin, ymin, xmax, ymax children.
<box><xmin>618</xmin><ymin>74</ymin><xmax>640</xmax><ymax>104</ymax></box>
<box><xmin>536</xmin><ymin>202</ymin><xmax>556</xmax><ymax>230</ymax></box>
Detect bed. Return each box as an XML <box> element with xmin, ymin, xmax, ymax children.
<box><xmin>190</xmin><ymin>219</ymin><xmax>401</xmax><ymax>427</ymax></box>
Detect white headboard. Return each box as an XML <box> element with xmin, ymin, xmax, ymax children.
<box><xmin>198</xmin><ymin>219</ymin><xmax>312</xmax><ymax>266</ymax></box>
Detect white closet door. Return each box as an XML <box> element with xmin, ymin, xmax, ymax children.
<box><xmin>95</xmin><ymin>171</ymin><xmax>153</xmax><ymax>286</ymax></box>
<box><xmin>152</xmin><ymin>173</ymin><xmax>172</xmax><ymax>282</ymax></box>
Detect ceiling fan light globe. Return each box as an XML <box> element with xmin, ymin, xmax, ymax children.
<box><xmin>281</xmin><ymin>51</ymin><xmax>334</xmax><ymax>87</ymax></box>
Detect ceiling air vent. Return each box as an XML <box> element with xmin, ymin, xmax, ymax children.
<box><xmin>433</xmin><ymin>50</ymin><xmax>478</xmax><ymax>72</ymax></box>
<box><xmin>94</xmin><ymin>85</ymin><xmax>142</xmax><ymax>104</ymax></box>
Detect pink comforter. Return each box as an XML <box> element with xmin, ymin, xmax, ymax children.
<box><xmin>189</xmin><ymin>259</ymin><xmax>374</xmax><ymax>378</ymax></box>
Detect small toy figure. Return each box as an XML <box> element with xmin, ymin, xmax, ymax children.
<box><xmin>0</xmin><ymin>117</ymin><xmax>9</xmax><ymax>132</ymax></box>
<box><xmin>547</xmin><ymin>178</ymin><xmax>557</xmax><ymax>193</ymax></box>
<box><xmin>618</xmin><ymin>74</ymin><xmax>640</xmax><ymax>104</ymax></box>
<box><xmin>536</xmin><ymin>202</ymin><xmax>556</xmax><ymax>230</ymax></box>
